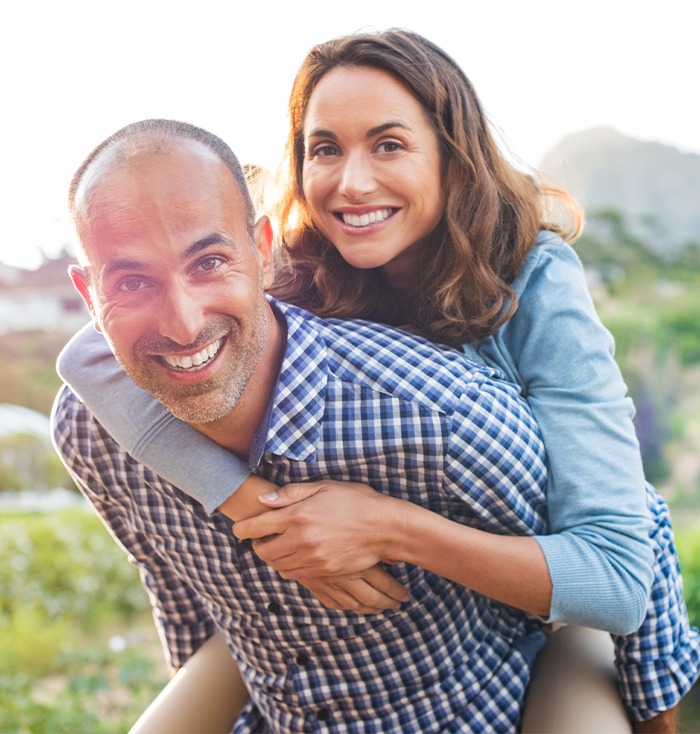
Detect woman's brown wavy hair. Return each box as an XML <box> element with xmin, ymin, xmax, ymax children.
<box><xmin>269</xmin><ymin>28</ymin><xmax>582</xmax><ymax>347</ymax></box>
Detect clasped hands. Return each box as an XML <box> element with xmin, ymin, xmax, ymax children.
<box><xmin>227</xmin><ymin>478</ymin><xmax>410</xmax><ymax>614</ymax></box>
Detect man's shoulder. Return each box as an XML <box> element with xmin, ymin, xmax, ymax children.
<box><xmin>276</xmin><ymin>300</ymin><xmax>509</xmax><ymax>413</ymax></box>
<box><xmin>51</xmin><ymin>383</ymin><xmax>109</xmax><ymax>460</ymax></box>
<box><xmin>51</xmin><ymin>382</ymin><xmax>82</xmax><ymax>430</ymax></box>
<box><xmin>52</xmin><ymin>383</ymin><xmax>85</xmax><ymax>442</ymax></box>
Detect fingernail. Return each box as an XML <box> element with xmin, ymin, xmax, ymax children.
<box><xmin>260</xmin><ymin>492</ymin><xmax>279</xmax><ymax>502</ymax></box>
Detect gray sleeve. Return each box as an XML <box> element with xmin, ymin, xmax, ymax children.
<box><xmin>56</xmin><ymin>323</ymin><xmax>250</xmax><ymax>513</ymax></box>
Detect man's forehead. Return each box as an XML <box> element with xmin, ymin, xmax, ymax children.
<box><xmin>73</xmin><ymin>138</ymin><xmax>253</xmax><ymax>265</ymax></box>
<box><xmin>75</xmin><ymin>136</ymin><xmax>225</xmax><ymax>210</ymax></box>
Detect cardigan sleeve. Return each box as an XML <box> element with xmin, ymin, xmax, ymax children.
<box><xmin>490</xmin><ymin>239</ymin><xmax>654</xmax><ymax>633</ymax></box>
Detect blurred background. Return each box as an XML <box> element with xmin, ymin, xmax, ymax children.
<box><xmin>1</xmin><ymin>1</ymin><xmax>699</xmax><ymax>730</ymax></box>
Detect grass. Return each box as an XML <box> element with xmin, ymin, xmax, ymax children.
<box><xmin>0</xmin><ymin>507</ymin><xmax>168</xmax><ymax>733</ymax></box>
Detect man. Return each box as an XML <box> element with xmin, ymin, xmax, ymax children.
<box><xmin>53</xmin><ymin>118</ymin><xmax>561</xmax><ymax>732</ymax></box>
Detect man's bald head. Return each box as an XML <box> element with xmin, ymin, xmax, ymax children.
<box><xmin>69</xmin><ymin>119</ymin><xmax>256</xmax><ymax>246</ymax></box>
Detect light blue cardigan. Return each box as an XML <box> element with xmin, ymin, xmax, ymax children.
<box><xmin>56</xmin><ymin>231</ymin><xmax>653</xmax><ymax>634</ymax></box>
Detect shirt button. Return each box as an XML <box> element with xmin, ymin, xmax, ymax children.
<box><xmin>316</xmin><ymin>708</ymin><xmax>330</xmax><ymax>721</ymax></box>
<box><xmin>295</xmin><ymin>652</ymin><xmax>309</xmax><ymax>666</ymax></box>
<box><xmin>267</xmin><ymin>601</ymin><xmax>281</xmax><ymax>613</ymax></box>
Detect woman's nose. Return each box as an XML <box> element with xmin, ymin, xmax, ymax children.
<box><xmin>338</xmin><ymin>151</ymin><xmax>377</xmax><ymax>199</ymax></box>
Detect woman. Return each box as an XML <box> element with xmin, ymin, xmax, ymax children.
<box><xmin>59</xmin><ymin>29</ymin><xmax>698</xmax><ymax>731</ymax></box>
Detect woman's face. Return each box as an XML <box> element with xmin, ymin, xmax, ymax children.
<box><xmin>301</xmin><ymin>65</ymin><xmax>444</xmax><ymax>288</ymax></box>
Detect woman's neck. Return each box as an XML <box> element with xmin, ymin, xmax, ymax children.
<box><xmin>380</xmin><ymin>261</ymin><xmax>419</xmax><ymax>298</ymax></box>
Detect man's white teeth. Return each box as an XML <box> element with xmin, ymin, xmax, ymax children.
<box><xmin>164</xmin><ymin>340</ymin><xmax>222</xmax><ymax>370</ymax></box>
<box><xmin>342</xmin><ymin>208</ymin><xmax>392</xmax><ymax>227</ymax></box>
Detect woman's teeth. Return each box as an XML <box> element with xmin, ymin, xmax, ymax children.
<box><xmin>341</xmin><ymin>208</ymin><xmax>392</xmax><ymax>227</ymax></box>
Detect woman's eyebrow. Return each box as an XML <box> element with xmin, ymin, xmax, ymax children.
<box><xmin>306</xmin><ymin>120</ymin><xmax>410</xmax><ymax>140</ymax></box>
<box><xmin>366</xmin><ymin>120</ymin><xmax>410</xmax><ymax>138</ymax></box>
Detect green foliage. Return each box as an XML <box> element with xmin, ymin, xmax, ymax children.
<box><xmin>575</xmin><ymin>208</ymin><xmax>700</xmax><ymax>308</ymax></box>
<box><xmin>0</xmin><ymin>330</ymin><xmax>68</xmax><ymax>415</ymax></box>
<box><xmin>0</xmin><ymin>433</ymin><xmax>73</xmax><ymax>491</ymax></box>
<box><xmin>675</xmin><ymin>527</ymin><xmax>700</xmax><ymax>629</ymax></box>
<box><xmin>1</xmin><ymin>509</ymin><xmax>166</xmax><ymax>732</ymax></box>
<box><xmin>583</xmin><ymin>210</ymin><xmax>700</xmax><ymax>482</ymax></box>
<box><xmin>0</xmin><ymin>329</ymin><xmax>82</xmax><ymax>493</ymax></box>
<box><xmin>575</xmin><ymin>208</ymin><xmax>660</xmax><ymax>289</ymax></box>
<box><xmin>0</xmin><ymin>510</ymin><xmax>150</xmax><ymax>641</ymax></box>
<box><xmin>1</xmin><ymin>606</ymin><xmax>71</xmax><ymax>675</ymax></box>
<box><xmin>660</xmin><ymin>300</ymin><xmax>700</xmax><ymax>366</ymax></box>
<box><xmin>0</xmin><ymin>647</ymin><xmax>165</xmax><ymax>733</ymax></box>
<box><xmin>605</xmin><ymin>291</ymin><xmax>700</xmax><ymax>369</ymax></box>
<box><xmin>0</xmin><ymin>459</ymin><xmax>22</xmax><ymax>492</ymax></box>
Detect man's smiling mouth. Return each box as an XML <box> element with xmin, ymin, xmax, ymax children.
<box><xmin>162</xmin><ymin>338</ymin><xmax>223</xmax><ymax>370</ymax></box>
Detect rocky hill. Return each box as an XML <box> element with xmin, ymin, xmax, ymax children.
<box><xmin>539</xmin><ymin>127</ymin><xmax>700</xmax><ymax>255</ymax></box>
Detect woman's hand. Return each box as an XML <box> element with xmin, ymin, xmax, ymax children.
<box><xmin>300</xmin><ymin>568</ymin><xmax>409</xmax><ymax>614</ymax></box>
<box><xmin>230</xmin><ymin>477</ymin><xmax>551</xmax><ymax>617</ymax></box>
<box><xmin>233</xmin><ymin>480</ymin><xmax>402</xmax><ymax>579</ymax></box>
<box><xmin>229</xmin><ymin>478</ymin><xmax>409</xmax><ymax>613</ymax></box>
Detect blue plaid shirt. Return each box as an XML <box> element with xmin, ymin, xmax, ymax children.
<box><xmin>53</xmin><ymin>301</ymin><xmax>551</xmax><ymax>733</ymax></box>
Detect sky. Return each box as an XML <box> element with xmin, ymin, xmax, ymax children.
<box><xmin>1</xmin><ymin>0</ymin><xmax>698</xmax><ymax>270</ymax></box>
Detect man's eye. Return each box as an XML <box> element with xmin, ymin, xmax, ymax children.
<box><xmin>117</xmin><ymin>278</ymin><xmax>148</xmax><ymax>292</ymax></box>
<box><xmin>195</xmin><ymin>255</ymin><xmax>225</xmax><ymax>272</ymax></box>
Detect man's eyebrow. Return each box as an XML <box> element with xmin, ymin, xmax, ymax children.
<box><xmin>103</xmin><ymin>257</ymin><xmax>150</xmax><ymax>276</ymax></box>
<box><xmin>183</xmin><ymin>233</ymin><xmax>239</xmax><ymax>260</ymax></box>
<box><xmin>102</xmin><ymin>233</ymin><xmax>238</xmax><ymax>276</ymax></box>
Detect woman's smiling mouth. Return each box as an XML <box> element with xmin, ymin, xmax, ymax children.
<box><xmin>337</xmin><ymin>208</ymin><xmax>395</xmax><ymax>228</ymax></box>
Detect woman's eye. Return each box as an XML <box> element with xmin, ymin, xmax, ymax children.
<box><xmin>309</xmin><ymin>143</ymin><xmax>339</xmax><ymax>158</ymax></box>
<box><xmin>377</xmin><ymin>140</ymin><xmax>403</xmax><ymax>154</ymax></box>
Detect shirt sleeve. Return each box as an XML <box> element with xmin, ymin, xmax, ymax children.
<box><xmin>499</xmin><ymin>240</ymin><xmax>654</xmax><ymax>633</ymax></box>
<box><xmin>50</xmin><ymin>385</ymin><xmax>218</xmax><ymax>670</ymax></box>
<box><xmin>614</xmin><ymin>485</ymin><xmax>700</xmax><ymax>720</ymax></box>
<box><xmin>56</xmin><ymin>324</ymin><xmax>250</xmax><ymax>514</ymax></box>
<box><xmin>442</xmin><ymin>374</ymin><xmax>549</xmax><ymax>539</ymax></box>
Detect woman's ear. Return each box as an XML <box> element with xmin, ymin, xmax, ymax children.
<box><xmin>68</xmin><ymin>264</ymin><xmax>102</xmax><ymax>333</ymax></box>
<box><xmin>253</xmin><ymin>216</ymin><xmax>276</xmax><ymax>290</ymax></box>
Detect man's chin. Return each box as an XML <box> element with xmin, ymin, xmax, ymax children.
<box><xmin>121</xmin><ymin>356</ymin><xmax>249</xmax><ymax>427</ymax></box>
<box><xmin>154</xmin><ymin>394</ymin><xmax>234</xmax><ymax>426</ymax></box>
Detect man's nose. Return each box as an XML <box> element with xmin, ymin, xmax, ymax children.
<box><xmin>157</xmin><ymin>282</ymin><xmax>207</xmax><ymax>346</ymax></box>
<box><xmin>338</xmin><ymin>152</ymin><xmax>377</xmax><ymax>199</ymax></box>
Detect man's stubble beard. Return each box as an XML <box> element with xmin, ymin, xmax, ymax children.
<box><xmin>111</xmin><ymin>305</ymin><xmax>268</xmax><ymax>426</ymax></box>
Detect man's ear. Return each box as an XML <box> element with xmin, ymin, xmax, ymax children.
<box><xmin>68</xmin><ymin>264</ymin><xmax>102</xmax><ymax>333</ymax></box>
<box><xmin>253</xmin><ymin>215</ymin><xmax>275</xmax><ymax>290</ymax></box>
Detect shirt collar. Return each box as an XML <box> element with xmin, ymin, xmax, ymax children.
<box><xmin>249</xmin><ymin>298</ymin><xmax>327</xmax><ymax>464</ymax></box>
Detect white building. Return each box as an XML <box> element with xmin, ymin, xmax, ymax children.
<box><xmin>0</xmin><ymin>253</ymin><xmax>89</xmax><ymax>334</ymax></box>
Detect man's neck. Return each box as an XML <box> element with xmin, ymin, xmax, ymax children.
<box><xmin>191</xmin><ymin>302</ymin><xmax>286</xmax><ymax>459</ymax></box>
